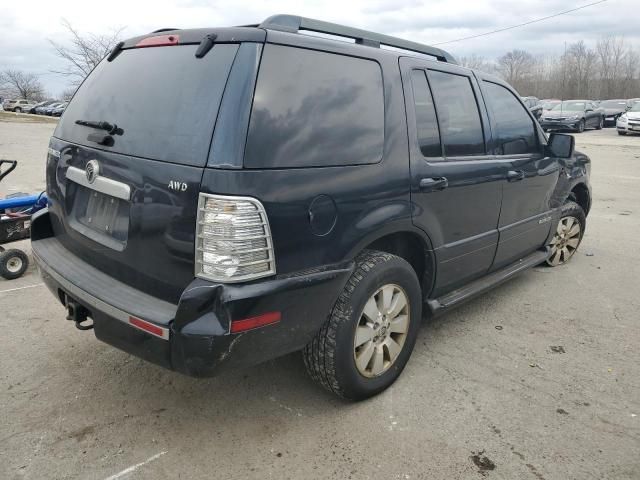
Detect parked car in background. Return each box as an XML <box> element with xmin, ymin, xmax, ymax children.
<box><xmin>51</xmin><ymin>102</ymin><xmax>68</xmax><ymax>117</ymax></box>
<box><xmin>43</xmin><ymin>103</ymin><xmax>63</xmax><ymax>115</ymax></box>
<box><xmin>5</xmin><ymin>99</ymin><xmax>33</xmax><ymax>113</ymax></box>
<box><xmin>540</xmin><ymin>99</ymin><xmax>561</xmax><ymax>112</ymax></box>
<box><xmin>617</xmin><ymin>102</ymin><xmax>640</xmax><ymax>135</ymax></box>
<box><xmin>30</xmin><ymin>100</ymin><xmax>58</xmax><ymax>114</ymax></box>
<box><xmin>539</xmin><ymin>100</ymin><xmax>603</xmax><ymax>132</ymax></box>
<box><xmin>521</xmin><ymin>96</ymin><xmax>543</xmax><ymax>119</ymax></box>
<box><xmin>35</xmin><ymin>102</ymin><xmax>59</xmax><ymax>115</ymax></box>
<box><xmin>600</xmin><ymin>99</ymin><xmax>629</xmax><ymax>126</ymax></box>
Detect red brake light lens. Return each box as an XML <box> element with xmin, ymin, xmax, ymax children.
<box><xmin>230</xmin><ymin>312</ymin><xmax>281</xmax><ymax>333</ymax></box>
<box><xmin>136</xmin><ymin>34</ymin><xmax>180</xmax><ymax>48</ymax></box>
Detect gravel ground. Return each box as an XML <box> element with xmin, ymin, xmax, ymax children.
<box><xmin>1</xmin><ymin>120</ymin><xmax>639</xmax><ymax>480</ymax></box>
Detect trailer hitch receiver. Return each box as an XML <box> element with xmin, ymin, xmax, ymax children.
<box><xmin>65</xmin><ymin>298</ymin><xmax>93</xmax><ymax>330</ymax></box>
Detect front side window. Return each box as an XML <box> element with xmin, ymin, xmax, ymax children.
<box><xmin>483</xmin><ymin>82</ymin><xmax>540</xmax><ymax>155</ymax></box>
<box><xmin>428</xmin><ymin>70</ymin><xmax>485</xmax><ymax>157</ymax></box>
<box><xmin>244</xmin><ymin>45</ymin><xmax>384</xmax><ymax>168</ymax></box>
<box><xmin>410</xmin><ymin>70</ymin><xmax>441</xmax><ymax>157</ymax></box>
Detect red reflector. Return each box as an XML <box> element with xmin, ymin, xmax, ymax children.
<box><xmin>129</xmin><ymin>316</ymin><xmax>169</xmax><ymax>340</ymax></box>
<box><xmin>230</xmin><ymin>312</ymin><xmax>281</xmax><ymax>334</ymax></box>
<box><xmin>136</xmin><ymin>34</ymin><xmax>180</xmax><ymax>48</ymax></box>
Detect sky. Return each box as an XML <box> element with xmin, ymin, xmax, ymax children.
<box><xmin>1</xmin><ymin>0</ymin><xmax>638</xmax><ymax>97</ymax></box>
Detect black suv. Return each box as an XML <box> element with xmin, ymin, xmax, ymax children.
<box><xmin>31</xmin><ymin>15</ymin><xmax>592</xmax><ymax>400</ymax></box>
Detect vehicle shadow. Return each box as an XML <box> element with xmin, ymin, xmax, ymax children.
<box><xmin>75</xmin><ymin>270</ymin><xmax>534</xmax><ymax>421</ymax></box>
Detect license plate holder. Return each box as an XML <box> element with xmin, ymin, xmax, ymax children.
<box><xmin>68</xmin><ymin>186</ymin><xmax>130</xmax><ymax>250</ymax></box>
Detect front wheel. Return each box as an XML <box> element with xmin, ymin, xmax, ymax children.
<box><xmin>596</xmin><ymin>116</ymin><xmax>604</xmax><ymax>130</ymax></box>
<box><xmin>546</xmin><ymin>201</ymin><xmax>585</xmax><ymax>267</ymax></box>
<box><xmin>14</xmin><ymin>107</ymin><xmax>22</xmax><ymax>113</ymax></box>
<box><xmin>618</xmin><ymin>131</ymin><xmax>627</xmax><ymax>136</ymax></box>
<box><xmin>576</xmin><ymin>119</ymin><xmax>585</xmax><ymax>133</ymax></box>
<box><xmin>303</xmin><ymin>250</ymin><xmax>422</xmax><ymax>400</ymax></box>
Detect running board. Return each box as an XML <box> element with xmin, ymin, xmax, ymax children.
<box><xmin>426</xmin><ymin>248</ymin><xmax>550</xmax><ymax>316</ymax></box>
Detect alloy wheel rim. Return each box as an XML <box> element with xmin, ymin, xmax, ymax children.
<box><xmin>6</xmin><ymin>257</ymin><xmax>23</xmax><ymax>273</ymax></box>
<box><xmin>353</xmin><ymin>284</ymin><xmax>410</xmax><ymax>378</ymax></box>
<box><xmin>547</xmin><ymin>215</ymin><xmax>581</xmax><ymax>266</ymax></box>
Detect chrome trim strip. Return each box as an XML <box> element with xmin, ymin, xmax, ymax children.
<box><xmin>33</xmin><ymin>249</ymin><xmax>169</xmax><ymax>340</ymax></box>
<box><xmin>66</xmin><ymin>166</ymin><xmax>131</xmax><ymax>201</ymax></box>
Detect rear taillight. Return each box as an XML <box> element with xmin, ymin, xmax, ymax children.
<box><xmin>195</xmin><ymin>193</ymin><xmax>276</xmax><ymax>283</ymax></box>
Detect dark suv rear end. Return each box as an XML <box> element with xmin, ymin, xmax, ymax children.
<box><xmin>32</xmin><ymin>15</ymin><xmax>591</xmax><ymax>400</ymax></box>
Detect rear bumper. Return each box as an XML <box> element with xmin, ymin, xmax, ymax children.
<box><xmin>32</xmin><ymin>210</ymin><xmax>352</xmax><ymax>377</ymax></box>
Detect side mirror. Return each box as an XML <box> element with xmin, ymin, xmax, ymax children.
<box><xmin>586</xmin><ymin>108</ymin><xmax>593</xmax><ymax>112</ymax></box>
<box><xmin>547</xmin><ymin>133</ymin><xmax>574</xmax><ymax>159</ymax></box>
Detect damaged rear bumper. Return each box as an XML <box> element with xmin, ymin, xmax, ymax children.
<box><xmin>31</xmin><ymin>209</ymin><xmax>352</xmax><ymax>377</ymax></box>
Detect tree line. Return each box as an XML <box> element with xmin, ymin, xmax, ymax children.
<box><xmin>459</xmin><ymin>36</ymin><xmax>640</xmax><ymax>100</ymax></box>
<box><xmin>2</xmin><ymin>27</ymin><xmax>638</xmax><ymax>104</ymax></box>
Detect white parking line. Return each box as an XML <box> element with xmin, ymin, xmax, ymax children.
<box><xmin>0</xmin><ymin>283</ymin><xmax>44</xmax><ymax>294</ymax></box>
<box><xmin>103</xmin><ymin>451</ymin><xmax>167</xmax><ymax>480</ymax></box>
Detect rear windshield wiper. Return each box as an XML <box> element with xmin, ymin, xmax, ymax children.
<box><xmin>75</xmin><ymin>119</ymin><xmax>123</xmax><ymax>136</ymax></box>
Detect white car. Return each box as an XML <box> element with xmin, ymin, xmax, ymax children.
<box><xmin>4</xmin><ymin>99</ymin><xmax>33</xmax><ymax>112</ymax></box>
<box><xmin>617</xmin><ymin>102</ymin><xmax>640</xmax><ymax>135</ymax></box>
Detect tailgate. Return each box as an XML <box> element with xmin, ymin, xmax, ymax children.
<box><xmin>45</xmin><ymin>41</ymin><xmax>245</xmax><ymax>302</ymax></box>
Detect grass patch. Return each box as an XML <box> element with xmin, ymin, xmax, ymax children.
<box><xmin>0</xmin><ymin>111</ymin><xmax>59</xmax><ymax>124</ymax></box>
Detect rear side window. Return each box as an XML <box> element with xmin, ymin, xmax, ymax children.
<box><xmin>244</xmin><ymin>45</ymin><xmax>384</xmax><ymax>168</ymax></box>
<box><xmin>428</xmin><ymin>70</ymin><xmax>485</xmax><ymax>157</ymax></box>
<box><xmin>410</xmin><ymin>70</ymin><xmax>441</xmax><ymax>157</ymax></box>
<box><xmin>55</xmin><ymin>44</ymin><xmax>239</xmax><ymax>166</ymax></box>
<box><xmin>483</xmin><ymin>82</ymin><xmax>539</xmax><ymax>155</ymax></box>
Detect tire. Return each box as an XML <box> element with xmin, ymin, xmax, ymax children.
<box><xmin>0</xmin><ymin>249</ymin><xmax>29</xmax><ymax>280</ymax></box>
<box><xmin>303</xmin><ymin>250</ymin><xmax>422</xmax><ymax>400</ymax></box>
<box><xmin>576</xmin><ymin>119</ymin><xmax>585</xmax><ymax>133</ymax></box>
<box><xmin>546</xmin><ymin>201</ymin><xmax>586</xmax><ymax>267</ymax></box>
<box><xmin>14</xmin><ymin>107</ymin><xmax>22</xmax><ymax>113</ymax></box>
<box><xmin>596</xmin><ymin>116</ymin><xmax>604</xmax><ymax>130</ymax></box>
<box><xmin>618</xmin><ymin>131</ymin><xmax>627</xmax><ymax>136</ymax></box>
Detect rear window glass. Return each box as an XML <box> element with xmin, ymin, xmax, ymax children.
<box><xmin>55</xmin><ymin>44</ymin><xmax>239</xmax><ymax>166</ymax></box>
<box><xmin>244</xmin><ymin>45</ymin><xmax>384</xmax><ymax>168</ymax></box>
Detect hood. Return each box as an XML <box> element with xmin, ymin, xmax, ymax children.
<box><xmin>624</xmin><ymin>112</ymin><xmax>640</xmax><ymax>121</ymax></box>
<box><xmin>543</xmin><ymin>110</ymin><xmax>583</xmax><ymax>118</ymax></box>
<box><xmin>603</xmin><ymin>107</ymin><xmax>626</xmax><ymax>115</ymax></box>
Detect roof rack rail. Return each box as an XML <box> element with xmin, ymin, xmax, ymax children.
<box><xmin>151</xmin><ymin>28</ymin><xmax>179</xmax><ymax>33</ymax></box>
<box><xmin>259</xmin><ymin>14</ymin><xmax>457</xmax><ymax>64</ymax></box>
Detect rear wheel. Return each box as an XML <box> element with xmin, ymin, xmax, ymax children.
<box><xmin>303</xmin><ymin>250</ymin><xmax>422</xmax><ymax>400</ymax></box>
<box><xmin>14</xmin><ymin>107</ymin><xmax>22</xmax><ymax>113</ymax></box>
<box><xmin>0</xmin><ymin>249</ymin><xmax>29</xmax><ymax>280</ymax></box>
<box><xmin>546</xmin><ymin>201</ymin><xmax>585</xmax><ymax>267</ymax></box>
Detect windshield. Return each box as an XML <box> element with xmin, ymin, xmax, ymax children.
<box><xmin>629</xmin><ymin>102</ymin><xmax>640</xmax><ymax>112</ymax></box>
<box><xmin>601</xmin><ymin>100</ymin><xmax>627</xmax><ymax>108</ymax></box>
<box><xmin>542</xmin><ymin>101</ymin><xmax>560</xmax><ymax>109</ymax></box>
<box><xmin>55</xmin><ymin>44</ymin><xmax>239</xmax><ymax>167</ymax></box>
<box><xmin>551</xmin><ymin>101</ymin><xmax>585</xmax><ymax>112</ymax></box>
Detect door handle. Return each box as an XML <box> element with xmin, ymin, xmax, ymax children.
<box><xmin>419</xmin><ymin>177</ymin><xmax>448</xmax><ymax>191</ymax></box>
<box><xmin>507</xmin><ymin>170</ymin><xmax>525</xmax><ymax>182</ymax></box>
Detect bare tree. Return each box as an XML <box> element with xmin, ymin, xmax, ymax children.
<box><xmin>458</xmin><ymin>54</ymin><xmax>493</xmax><ymax>73</ymax></box>
<box><xmin>0</xmin><ymin>70</ymin><xmax>45</xmax><ymax>101</ymax></box>
<box><xmin>60</xmin><ymin>87</ymin><xmax>78</xmax><ymax>102</ymax></box>
<box><xmin>50</xmin><ymin>19</ymin><xmax>125</xmax><ymax>86</ymax></box>
<box><xmin>496</xmin><ymin>50</ymin><xmax>535</xmax><ymax>92</ymax></box>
